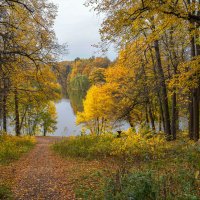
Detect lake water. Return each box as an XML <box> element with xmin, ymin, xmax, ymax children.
<box><xmin>53</xmin><ymin>99</ymin><xmax>82</xmax><ymax>136</ymax></box>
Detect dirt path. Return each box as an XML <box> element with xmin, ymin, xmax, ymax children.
<box><xmin>11</xmin><ymin>137</ymin><xmax>75</xmax><ymax>200</ymax></box>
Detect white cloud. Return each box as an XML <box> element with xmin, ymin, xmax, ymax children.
<box><xmin>51</xmin><ymin>0</ymin><xmax>117</xmax><ymax>61</ymax></box>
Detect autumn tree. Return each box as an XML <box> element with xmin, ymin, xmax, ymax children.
<box><xmin>0</xmin><ymin>0</ymin><xmax>63</xmax><ymax>135</ymax></box>
<box><xmin>85</xmin><ymin>0</ymin><xmax>200</xmax><ymax>140</ymax></box>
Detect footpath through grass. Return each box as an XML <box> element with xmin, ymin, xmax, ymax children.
<box><xmin>53</xmin><ymin>130</ymin><xmax>200</xmax><ymax>200</ymax></box>
<box><xmin>0</xmin><ymin>134</ymin><xmax>35</xmax><ymax>199</ymax></box>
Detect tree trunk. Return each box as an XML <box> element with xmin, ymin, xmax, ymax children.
<box><xmin>193</xmin><ymin>87</ymin><xmax>199</xmax><ymax>141</ymax></box>
<box><xmin>2</xmin><ymin>78</ymin><xmax>7</xmax><ymax>132</ymax></box>
<box><xmin>97</xmin><ymin>117</ymin><xmax>100</xmax><ymax>135</ymax></box>
<box><xmin>158</xmin><ymin>92</ymin><xmax>165</xmax><ymax>131</ymax></box>
<box><xmin>194</xmin><ymin>13</ymin><xmax>200</xmax><ymax>140</ymax></box>
<box><xmin>171</xmin><ymin>92</ymin><xmax>177</xmax><ymax>140</ymax></box>
<box><xmin>188</xmin><ymin>0</ymin><xmax>200</xmax><ymax>141</ymax></box>
<box><xmin>127</xmin><ymin>114</ymin><xmax>134</xmax><ymax>127</ymax></box>
<box><xmin>189</xmin><ymin>35</ymin><xmax>196</xmax><ymax>139</ymax></box>
<box><xmin>0</xmin><ymin>58</ymin><xmax>2</xmax><ymax>129</ymax></box>
<box><xmin>14</xmin><ymin>88</ymin><xmax>20</xmax><ymax>136</ymax></box>
<box><xmin>145</xmin><ymin>104</ymin><xmax>149</xmax><ymax>124</ymax></box>
<box><xmin>43</xmin><ymin>127</ymin><xmax>46</xmax><ymax>136</ymax></box>
<box><xmin>0</xmin><ymin>84</ymin><xmax>3</xmax><ymax>129</ymax></box>
<box><xmin>154</xmin><ymin>40</ymin><xmax>171</xmax><ymax>138</ymax></box>
<box><xmin>149</xmin><ymin>106</ymin><xmax>155</xmax><ymax>131</ymax></box>
<box><xmin>159</xmin><ymin>115</ymin><xmax>162</xmax><ymax>131</ymax></box>
<box><xmin>189</xmin><ymin>29</ymin><xmax>200</xmax><ymax>141</ymax></box>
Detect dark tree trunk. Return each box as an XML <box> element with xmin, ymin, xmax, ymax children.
<box><xmin>149</xmin><ymin>106</ymin><xmax>155</xmax><ymax>131</ymax></box>
<box><xmin>97</xmin><ymin>117</ymin><xmax>100</xmax><ymax>135</ymax></box>
<box><xmin>0</xmin><ymin>84</ymin><xmax>3</xmax><ymax>128</ymax></box>
<box><xmin>193</xmin><ymin>87</ymin><xmax>199</xmax><ymax>141</ymax></box>
<box><xmin>0</xmin><ymin>59</ymin><xmax>2</xmax><ymax>127</ymax></box>
<box><xmin>154</xmin><ymin>40</ymin><xmax>171</xmax><ymax>138</ymax></box>
<box><xmin>127</xmin><ymin>115</ymin><xmax>134</xmax><ymax>127</ymax></box>
<box><xmin>189</xmin><ymin>31</ymin><xmax>200</xmax><ymax>141</ymax></box>
<box><xmin>194</xmin><ymin>16</ymin><xmax>200</xmax><ymax>140</ymax></box>
<box><xmin>14</xmin><ymin>88</ymin><xmax>20</xmax><ymax>136</ymax></box>
<box><xmin>189</xmin><ymin>36</ymin><xmax>196</xmax><ymax>139</ymax></box>
<box><xmin>159</xmin><ymin>115</ymin><xmax>162</xmax><ymax>131</ymax></box>
<box><xmin>171</xmin><ymin>92</ymin><xmax>177</xmax><ymax>140</ymax></box>
<box><xmin>3</xmin><ymin>95</ymin><xmax>7</xmax><ymax>132</ymax></box>
<box><xmin>43</xmin><ymin>127</ymin><xmax>46</xmax><ymax>136</ymax></box>
<box><xmin>188</xmin><ymin>0</ymin><xmax>200</xmax><ymax>141</ymax></box>
<box><xmin>189</xmin><ymin>95</ymin><xmax>194</xmax><ymax>139</ymax></box>
<box><xmin>2</xmin><ymin>79</ymin><xmax>7</xmax><ymax>132</ymax></box>
<box><xmin>158</xmin><ymin>92</ymin><xmax>165</xmax><ymax>131</ymax></box>
<box><xmin>145</xmin><ymin>104</ymin><xmax>149</xmax><ymax>124</ymax></box>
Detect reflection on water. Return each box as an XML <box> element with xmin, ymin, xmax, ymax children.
<box><xmin>53</xmin><ymin>99</ymin><xmax>82</xmax><ymax>136</ymax></box>
<box><xmin>67</xmin><ymin>89</ymin><xmax>86</xmax><ymax>114</ymax></box>
<box><xmin>52</xmin><ymin>89</ymin><xmax>86</xmax><ymax>136</ymax></box>
<box><xmin>48</xmin><ymin>88</ymin><xmax>87</xmax><ymax>136</ymax></box>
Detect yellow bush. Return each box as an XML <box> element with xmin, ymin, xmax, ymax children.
<box><xmin>110</xmin><ymin>130</ymin><xmax>165</xmax><ymax>160</ymax></box>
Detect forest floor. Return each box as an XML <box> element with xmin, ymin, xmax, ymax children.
<box><xmin>0</xmin><ymin>137</ymin><xmax>110</xmax><ymax>200</ymax></box>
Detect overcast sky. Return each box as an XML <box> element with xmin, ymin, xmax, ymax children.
<box><xmin>51</xmin><ymin>0</ymin><xmax>117</xmax><ymax>61</ymax></box>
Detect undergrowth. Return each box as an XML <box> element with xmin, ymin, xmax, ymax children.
<box><xmin>53</xmin><ymin>130</ymin><xmax>200</xmax><ymax>199</ymax></box>
<box><xmin>0</xmin><ymin>134</ymin><xmax>35</xmax><ymax>165</ymax></box>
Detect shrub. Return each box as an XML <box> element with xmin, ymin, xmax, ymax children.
<box><xmin>110</xmin><ymin>130</ymin><xmax>165</xmax><ymax>160</ymax></box>
<box><xmin>104</xmin><ymin>170</ymin><xmax>199</xmax><ymax>200</ymax></box>
<box><xmin>105</xmin><ymin>171</ymin><xmax>157</xmax><ymax>200</ymax></box>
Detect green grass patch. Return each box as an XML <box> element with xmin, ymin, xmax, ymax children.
<box><xmin>0</xmin><ymin>184</ymin><xmax>13</xmax><ymax>200</ymax></box>
<box><xmin>52</xmin><ymin>134</ymin><xmax>114</xmax><ymax>159</ymax></box>
<box><xmin>75</xmin><ymin>170</ymin><xmax>106</xmax><ymax>200</ymax></box>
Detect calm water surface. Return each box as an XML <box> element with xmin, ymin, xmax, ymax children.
<box><xmin>53</xmin><ymin>99</ymin><xmax>81</xmax><ymax>136</ymax></box>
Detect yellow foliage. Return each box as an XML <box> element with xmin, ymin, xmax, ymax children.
<box><xmin>0</xmin><ymin>135</ymin><xmax>36</xmax><ymax>164</ymax></box>
<box><xmin>77</xmin><ymin>84</ymin><xmax>118</xmax><ymax>133</ymax></box>
<box><xmin>110</xmin><ymin>129</ymin><xmax>165</xmax><ymax>158</ymax></box>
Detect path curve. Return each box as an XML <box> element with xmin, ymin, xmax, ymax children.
<box><xmin>12</xmin><ymin>137</ymin><xmax>75</xmax><ymax>200</ymax></box>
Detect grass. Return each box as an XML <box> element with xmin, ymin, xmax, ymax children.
<box><xmin>0</xmin><ymin>185</ymin><xmax>13</xmax><ymax>200</ymax></box>
<box><xmin>53</xmin><ymin>130</ymin><xmax>200</xmax><ymax>199</ymax></box>
<box><xmin>0</xmin><ymin>134</ymin><xmax>35</xmax><ymax>165</ymax></box>
<box><xmin>52</xmin><ymin>134</ymin><xmax>114</xmax><ymax>159</ymax></box>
